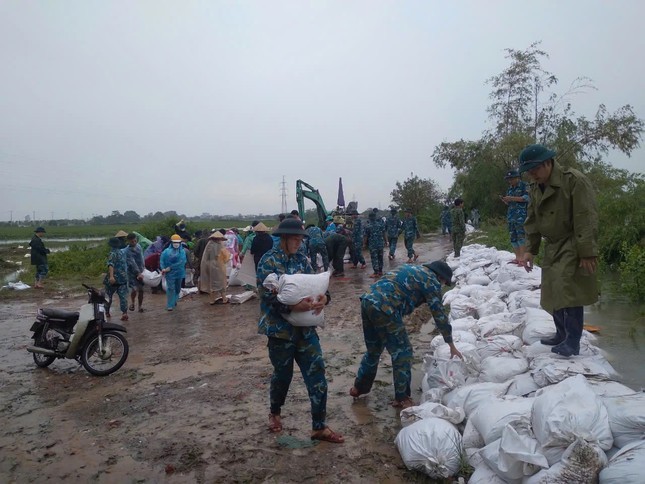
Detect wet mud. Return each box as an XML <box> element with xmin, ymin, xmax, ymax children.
<box><xmin>0</xmin><ymin>237</ymin><xmax>453</xmax><ymax>483</ymax></box>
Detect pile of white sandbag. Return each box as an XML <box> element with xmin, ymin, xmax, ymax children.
<box><xmin>395</xmin><ymin>244</ymin><xmax>643</xmax><ymax>483</ymax></box>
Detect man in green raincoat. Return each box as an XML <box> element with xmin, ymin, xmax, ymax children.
<box><xmin>519</xmin><ymin>144</ymin><xmax>599</xmax><ymax>357</ymax></box>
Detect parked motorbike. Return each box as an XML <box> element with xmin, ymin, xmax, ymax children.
<box><xmin>27</xmin><ymin>284</ymin><xmax>129</xmax><ymax>376</ymax></box>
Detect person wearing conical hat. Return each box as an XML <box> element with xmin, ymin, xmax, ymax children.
<box><xmin>250</xmin><ymin>222</ymin><xmax>273</xmax><ymax>270</ymax></box>
<box><xmin>199</xmin><ymin>231</ymin><xmax>230</xmax><ymax>304</ymax></box>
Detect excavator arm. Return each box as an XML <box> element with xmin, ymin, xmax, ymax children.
<box><xmin>296</xmin><ymin>179</ymin><xmax>330</xmax><ymax>229</ymax></box>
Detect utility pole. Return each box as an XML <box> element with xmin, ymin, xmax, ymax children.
<box><xmin>9</xmin><ymin>210</ymin><xmax>12</xmax><ymax>222</ymax></box>
<box><xmin>50</xmin><ymin>211</ymin><xmax>54</xmax><ymax>221</ymax></box>
<box><xmin>280</xmin><ymin>176</ymin><xmax>288</xmax><ymax>215</ymax></box>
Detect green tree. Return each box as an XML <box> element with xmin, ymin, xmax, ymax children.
<box><xmin>390</xmin><ymin>173</ymin><xmax>443</xmax><ymax>231</ymax></box>
<box><xmin>433</xmin><ymin>41</ymin><xmax>643</xmax><ymax>222</ymax></box>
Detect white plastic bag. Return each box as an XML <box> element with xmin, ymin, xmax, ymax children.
<box><xmin>394</xmin><ymin>417</ymin><xmax>463</xmax><ymax>479</ymax></box>
<box><xmin>142</xmin><ymin>269</ymin><xmax>162</xmax><ymax>288</ymax></box>
<box><xmin>525</xmin><ymin>439</ymin><xmax>607</xmax><ymax>484</ymax></box>
<box><xmin>599</xmin><ymin>440</ymin><xmax>645</xmax><ymax>483</ymax></box>
<box><xmin>400</xmin><ymin>401</ymin><xmax>465</xmax><ymax>427</ymax></box>
<box><xmin>478</xmin><ymin>354</ymin><xmax>529</xmax><ymax>384</ymax></box>
<box><xmin>263</xmin><ymin>271</ymin><xmax>331</xmax><ymax>327</ymax></box>
<box><xmin>422</xmin><ymin>356</ymin><xmax>468</xmax><ymax>391</ymax></box>
<box><xmin>602</xmin><ymin>393</ymin><xmax>645</xmax><ymax>448</ymax></box>
<box><xmin>531</xmin><ymin>374</ymin><xmax>613</xmax><ymax>465</ymax></box>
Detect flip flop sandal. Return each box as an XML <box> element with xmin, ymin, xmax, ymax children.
<box><xmin>311</xmin><ymin>427</ymin><xmax>344</xmax><ymax>444</ymax></box>
<box><xmin>391</xmin><ymin>397</ymin><xmax>415</xmax><ymax>409</ymax></box>
<box><xmin>138</xmin><ymin>308</ymin><xmax>145</xmax><ymax>313</ymax></box>
<box><xmin>268</xmin><ymin>414</ymin><xmax>282</xmax><ymax>433</ymax></box>
<box><xmin>129</xmin><ymin>305</ymin><xmax>135</xmax><ymax>311</ymax></box>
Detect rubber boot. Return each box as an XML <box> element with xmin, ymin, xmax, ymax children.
<box><xmin>552</xmin><ymin>307</ymin><xmax>583</xmax><ymax>357</ymax></box>
<box><xmin>541</xmin><ymin>310</ymin><xmax>565</xmax><ymax>346</ymax></box>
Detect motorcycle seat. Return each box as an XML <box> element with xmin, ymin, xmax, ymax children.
<box><xmin>41</xmin><ymin>308</ymin><xmax>80</xmax><ymax>320</ymax></box>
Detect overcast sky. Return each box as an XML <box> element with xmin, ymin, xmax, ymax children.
<box><xmin>1</xmin><ymin>1</ymin><xmax>643</xmax><ymax>222</ymax></box>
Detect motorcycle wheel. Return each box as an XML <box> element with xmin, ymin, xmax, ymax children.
<box><xmin>80</xmin><ymin>331</ymin><xmax>129</xmax><ymax>376</ymax></box>
<box><xmin>32</xmin><ymin>352</ymin><xmax>56</xmax><ymax>368</ymax></box>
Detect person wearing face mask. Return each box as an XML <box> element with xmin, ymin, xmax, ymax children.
<box><xmin>256</xmin><ymin>218</ymin><xmax>344</xmax><ymax>444</ymax></box>
<box><xmin>160</xmin><ymin>234</ymin><xmax>187</xmax><ymax>311</ymax></box>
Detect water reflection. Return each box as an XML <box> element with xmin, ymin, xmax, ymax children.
<box><xmin>585</xmin><ymin>301</ymin><xmax>644</xmax><ymax>391</ymax></box>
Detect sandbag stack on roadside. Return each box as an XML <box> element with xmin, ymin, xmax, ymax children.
<box><xmin>395</xmin><ymin>244</ymin><xmax>644</xmax><ymax>483</ymax></box>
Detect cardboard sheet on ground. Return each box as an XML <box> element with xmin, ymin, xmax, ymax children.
<box><xmin>229</xmin><ymin>255</ymin><xmax>257</xmax><ymax>287</ymax></box>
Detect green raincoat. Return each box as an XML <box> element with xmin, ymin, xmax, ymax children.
<box><xmin>524</xmin><ymin>162</ymin><xmax>599</xmax><ymax>313</ymax></box>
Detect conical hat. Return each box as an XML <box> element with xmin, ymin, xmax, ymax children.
<box><xmin>115</xmin><ymin>230</ymin><xmax>128</xmax><ymax>237</ymax></box>
<box><xmin>253</xmin><ymin>222</ymin><xmax>269</xmax><ymax>232</ymax></box>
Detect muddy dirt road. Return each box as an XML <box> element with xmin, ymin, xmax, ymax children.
<box><xmin>0</xmin><ymin>237</ymin><xmax>454</xmax><ymax>483</ymax></box>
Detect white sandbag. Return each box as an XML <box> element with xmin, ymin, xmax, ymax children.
<box><xmin>448</xmin><ymin>316</ymin><xmax>478</xmax><ymax>333</ymax></box>
<box><xmin>476</xmin><ymin>334</ymin><xmax>523</xmax><ymax>360</ymax></box>
<box><xmin>506</xmin><ymin>372</ymin><xmax>540</xmax><ymax>397</ymax></box>
<box><xmin>433</xmin><ymin>342</ymin><xmax>477</xmax><ymax>360</ymax></box>
<box><xmin>228</xmin><ymin>254</ymin><xmax>257</xmax><ymax>287</ymax></box>
<box><xmin>507</xmin><ymin>289</ymin><xmax>541</xmax><ymax>311</ymax></box>
<box><xmin>263</xmin><ymin>271</ymin><xmax>331</xmax><ymax>327</ymax></box>
<box><xmin>468</xmin><ymin>463</ymin><xmax>508</xmax><ymax>484</ymax></box>
<box><xmin>449</xmin><ymin>295</ymin><xmax>478</xmax><ymax>320</ymax></box>
<box><xmin>522</xmin><ymin>307</ymin><xmax>556</xmax><ymax>345</ymax></box>
<box><xmin>422</xmin><ymin>356</ymin><xmax>468</xmax><ymax>391</ymax></box>
<box><xmin>462</xmin><ymin>418</ymin><xmax>485</xmax><ymax>449</ymax></box>
<box><xmin>470</xmin><ymin>397</ymin><xmax>535</xmax><ymax>445</ymax></box>
<box><xmin>476</xmin><ymin>315</ymin><xmax>524</xmax><ymax>338</ymax></box>
<box><xmin>530</xmin><ymin>353</ymin><xmax>619</xmax><ymax>387</ymax></box>
<box><xmin>430</xmin><ymin>330</ymin><xmax>477</xmax><ymax>351</ymax></box>
<box><xmin>400</xmin><ymin>401</ymin><xmax>465</xmax><ymax>427</ymax></box>
<box><xmin>531</xmin><ymin>375</ymin><xmax>613</xmax><ymax>466</ymax></box>
<box><xmin>479</xmin><ymin>354</ymin><xmax>529</xmax><ymax>384</ymax></box>
<box><xmin>263</xmin><ymin>270</ymin><xmax>331</xmax><ymax>305</ymax></box>
<box><xmin>525</xmin><ymin>438</ymin><xmax>607</xmax><ymax>484</ymax></box>
<box><xmin>465</xmin><ymin>446</ymin><xmax>484</xmax><ymax>468</ymax></box>
<box><xmin>179</xmin><ymin>287</ymin><xmax>199</xmax><ymax>299</ymax></box>
<box><xmin>420</xmin><ymin>386</ymin><xmax>449</xmax><ymax>404</ymax></box>
<box><xmin>602</xmin><ymin>393</ymin><xmax>645</xmax><ymax>448</ymax></box>
<box><xmin>394</xmin><ymin>417</ymin><xmax>463</xmax><ymax>479</ymax></box>
<box><xmin>442</xmin><ymin>287</ymin><xmax>461</xmax><ymax>306</ymax></box>
<box><xmin>599</xmin><ymin>440</ymin><xmax>645</xmax><ymax>484</ymax></box>
<box><xmin>229</xmin><ymin>290</ymin><xmax>256</xmax><ymax>304</ymax></box>
<box><xmin>476</xmin><ymin>297</ymin><xmax>507</xmax><ymax>318</ymax></box>
<box><xmin>480</xmin><ymin>419</ymin><xmax>548</xmax><ymax>481</ymax></box>
<box><xmin>587</xmin><ymin>379</ymin><xmax>636</xmax><ymax>398</ymax></box>
<box><xmin>467</xmin><ymin>275</ymin><xmax>491</xmax><ymax>286</ymax></box>
<box><xmin>5</xmin><ymin>281</ymin><xmax>30</xmax><ymax>290</ymax></box>
<box><xmin>142</xmin><ymin>269</ymin><xmax>162</xmax><ymax>288</ymax></box>
<box><xmin>442</xmin><ymin>381</ymin><xmax>512</xmax><ymax>416</ymax></box>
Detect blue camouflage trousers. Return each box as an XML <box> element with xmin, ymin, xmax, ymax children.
<box><xmin>404</xmin><ymin>236</ymin><xmax>416</xmax><ymax>259</ymax></box>
<box><xmin>267</xmin><ymin>334</ymin><xmax>328</xmax><ymax>430</ymax></box>
<box><xmin>309</xmin><ymin>241</ymin><xmax>329</xmax><ymax>272</ymax></box>
<box><xmin>369</xmin><ymin>247</ymin><xmax>384</xmax><ymax>273</ymax></box>
<box><xmin>388</xmin><ymin>237</ymin><xmax>398</xmax><ymax>257</ymax></box>
<box><xmin>105</xmin><ymin>283</ymin><xmax>128</xmax><ymax>314</ymax></box>
<box><xmin>354</xmin><ymin>299</ymin><xmax>413</xmax><ymax>402</ymax></box>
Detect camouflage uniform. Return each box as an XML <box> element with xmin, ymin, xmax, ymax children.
<box><xmin>450</xmin><ymin>206</ymin><xmax>466</xmax><ymax>257</ymax></box>
<box><xmin>306</xmin><ymin>226</ymin><xmax>329</xmax><ymax>272</ymax></box>
<box><xmin>385</xmin><ymin>213</ymin><xmax>402</xmax><ymax>258</ymax></box>
<box><xmin>350</xmin><ymin>217</ymin><xmax>366</xmax><ymax>267</ymax></box>
<box><xmin>440</xmin><ymin>207</ymin><xmax>452</xmax><ymax>235</ymax></box>
<box><xmin>354</xmin><ymin>265</ymin><xmax>454</xmax><ymax>401</ymax></box>
<box><xmin>365</xmin><ymin>216</ymin><xmax>386</xmax><ymax>274</ymax></box>
<box><xmin>256</xmin><ymin>246</ymin><xmax>330</xmax><ymax>431</ymax></box>
<box><xmin>506</xmin><ymin>180</ymin><xmax>529</xmax><ymax>248</ymax></box>
<box><xmin>401</xmin><ymin>215</ymin><xmax>420</xmax><ymax>260</ymax></box>
<box><xmin>104</xmin><ymin>247</ymin><xmax>129</xmax><ymax>314</ymax></box>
